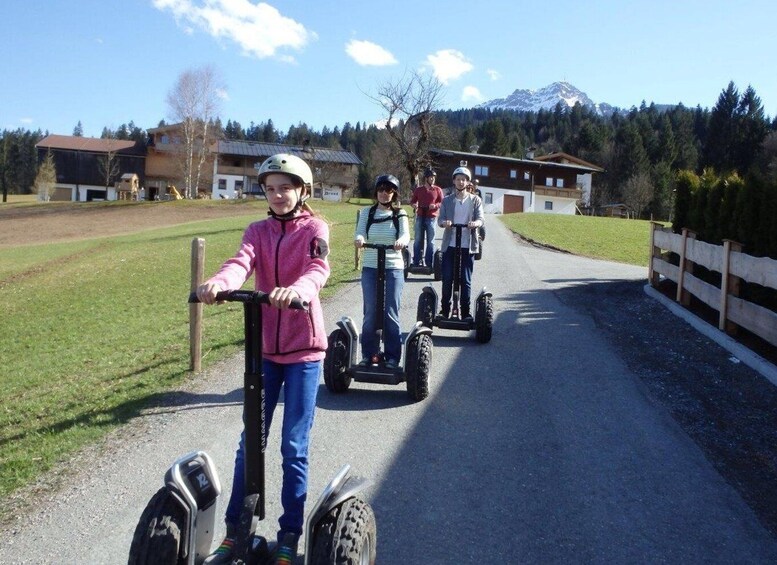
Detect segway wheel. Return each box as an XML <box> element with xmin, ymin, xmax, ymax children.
<box><xmin>405</xmin><ymin>333</ymin><xmax>432</xmax><ymax>402</ymax></box>
<box><xmin>416</xmin><ymin>292</ymin><xmax>435</xmax><ymax>328</ymax></box>
<box><xmin>128</xmin><ymin>487</ymin><xmax>186</xmax><ymax>565</ymax></box>
<box><xmin>433</xmin><ymin>250</ymin><xmax>443</xmax><ymax>281</ymax></box>
<box><xmin>402</xmin><ymin>247</ymin><xmax>410</xmax><ymax>280</ymax></box>
<box><xmin>310</xmin><ymin>496</ymin><xmax>377</xmax><ymax>565</ymax></box>
<box><xmin>324</xmin><ymin>329</ymin><xmax>352</xmax><ymax>393</ymax></box>
<box><xmin>475</xmin><ymin>295</ymin><xmax>493</xmax><ymax>344</ymax></box>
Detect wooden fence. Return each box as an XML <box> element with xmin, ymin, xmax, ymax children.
<box><xmin>649</xmin><ymin>223</ymin><xmax>777</xmax><ymax>347</ymax></box>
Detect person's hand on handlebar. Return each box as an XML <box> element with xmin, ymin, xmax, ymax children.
<box><xmin>467</xmin><ymin>220</ymin><xmax>482</xmax><ymax>229</ymax></box>
<box><xmin>442</xmin><ymin>220</ymin><xmax>452</xmax><ymax>228</ymax></box>
<box><xmin>269</xmin><ymin>286</ymin><xmax>300</xmax><ymax>309</ymax></box>
<box><xmin>354</xmin><ymin>235</ymin><xmax>364</xmax><ymax>249</ymax></box>
<box><xmin>196</xmin><ymin>281</ymin><xmax>223</xmax><ymax>305</ymax></box>
<box><xmin>393</xmin><ymin>240</ymin><xmax>405</xmax><ymax>251</ymax></box>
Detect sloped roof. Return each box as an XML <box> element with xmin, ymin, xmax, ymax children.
<box><xmin>533</xmin><ymin>151</ymin><xmax>604</xmax><ymax>171</ymax></box>
<box><xmin>217</xmin><ymin>140</ymin><xmax>362</xmax><ymax>165</ymax></box>
<box><xmin>36</xmin><ymin>135</ymin><xmax>144</xmax><ymax>155</ymax></box>
<box><xmin>430</xmin><ymin>148</ymin><xmax>602</xmax><ymax>173</ymax></box>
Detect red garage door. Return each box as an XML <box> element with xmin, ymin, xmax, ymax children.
<box><xmin>504</xmin><ymin>195</ymin><xmax>524</xmax><ymax>214</ymax></box>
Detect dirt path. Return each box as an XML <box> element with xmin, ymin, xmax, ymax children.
<box><xmin>0</xmin><ymin>201</ymin><xmax>267</xmax><ymax>247</ymax></box>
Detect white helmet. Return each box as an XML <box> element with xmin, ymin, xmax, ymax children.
<box><xmin>452</xmin><ymin>166</ymin><xmax>471</xmax><ymax>181</ymax></box>
<box><xmin>256</xmin><ymin>153</ymin><xmax>313</xmax><ymax>190</ymax></box>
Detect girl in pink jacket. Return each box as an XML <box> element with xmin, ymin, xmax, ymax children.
<box><xmin>197</xmin><ymin>154</ymin><xmax>329</xmax><ymax>563</ymax></box>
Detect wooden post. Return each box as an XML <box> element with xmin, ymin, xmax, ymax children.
<box><xmin>190</xmin><ymin>237</ymin><xmax>205</xmax><ymax>372</ymax></box>
<box><xmin>649</xmin><ymin>222</ymin><xmax>660</xmax><ymax>287</ymax></box>
<box><xmin>676</xmin><ymin>228</ymin><xmax>695</xmax><ymax>306</ymax></box>
<box><xmin>719</xmin><ymin>239</ymin><xmax>742</xmax><ymax>335</ymax></box>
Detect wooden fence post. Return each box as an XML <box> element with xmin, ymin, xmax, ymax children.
<box><xmin>719</xmin><ymin>239</ymin><xmax>743</xmax><ymax>335</ymax></box>
<box><xmin>190</xmin><ymin>237</ymin><xmax>205</xmax><ymax>372</ymax></box>
<box><xmin>676</xmin><ymin>228</ymin><xmax>696</xmax><ymax>306</ymax></box>
<box><xmin>649</xmin><ymin>222</ymin><xmax>660</xmax><ymax>287</ymax></box>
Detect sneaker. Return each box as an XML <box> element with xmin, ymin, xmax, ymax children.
<box><xmin>203</xmin><ymin>524</ymin><xmax>237</xmax><ymax>564</ymax></box>
<box><xmin>385</xmin><ymin>359</ymin><xmax>399</xmax><ymax>369</ymax></box>
<box><xmin>274</xmin><ymin>532</ymin><xmax>299</xmax><ymax>565</ymax></box>
<box><xmin>357</xmin><ymin>358</ymin><xmax>369</xmax><ymax>367</ymax></box>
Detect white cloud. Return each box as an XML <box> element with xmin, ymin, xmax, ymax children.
<box><xmin>345</xmin><ymin>39</ymin><xmax>397</xmax><ymax>66</ymax></box>
<box><xmin>462</xmin><ymin>85</ymin><xmax>484</xmax><ymax>103</ymax></box>
<box><xmin>424</xmin><ymin>49</ymin><xmax>473</xmax><ymax>85</ymax></box>
<box><xmin>216</xmin><ymin>88</ymin><xmax>230</xmax><ymax>101</ymax></box>
<box><xmin>153</xmin><ymin>0</ymin><xmax>316</xmax><ymax>62</ymax></box>
<box><xmin>487</xmin><ymin>69</ymin><xmax>501</xmax><ymax>81</ymax></box>
<box><xmin>20</xmin><ymin>118</ymin><xmax>33</xmax><ymax>125</ymax></box>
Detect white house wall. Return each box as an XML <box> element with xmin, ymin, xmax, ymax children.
<box><xmin>530</xmin><ymin>195</ymin><xmax>577</xmax><ymax>215</ymax></box>
<box><xmin>478</xmin><ymin>186</ymin><xmax>531</xmax><ymax>214</ymax></box>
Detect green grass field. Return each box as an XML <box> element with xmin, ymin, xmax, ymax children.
<box><xmin>0</xmin><ymin>202</ymin><xmax>651</xmax><ymax>513</ymax></box>
<box><xmin>500</xmin><ymin>212</ymin><xmax>658</xmax><ymax>266</ymax></box>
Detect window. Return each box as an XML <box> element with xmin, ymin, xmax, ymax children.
<box><xmin>523</xmin><ymin>171</ymin><xmax>530</xmax><ymax>181</ymax></box>
<box><xmin>251</xmin><ymin>182</ymin><xmax>264</xmax><ymax>196</ymax></box>
<box><xmin>235</xmin><ymin>180</ymin><xmax>244</xmax><ymax>192</ymax></box>
<box><xmin>485</xmin><ymin>192</ymin><xmax>493</xmax><ymax>204</ymax></box>
<box><xmin>314</xmin><ymin>187</ymin><xmax>323</xmax><ymax>198</ymax></box>
<box><xmin>544</xmin><ymin>201</ymin><xmax>553</xmax><ymax>210</ymax></box>
<box><xmin>556</xmin><ymin>178</ymin><xmax>564</xmax><ymax>188</ymax></box>
<box><xmin>510</xmin><ymin>169</ymin><xmax>517</xmax><ymax>179</ymax></box>
<box><xmin>545</xmin><ymin>177</ymin><xmax>553</xmax><ymax>187</ymax></box>
<box><xmin>475</xmin><ymin>165</ymin><xmax>489</xmax><ymax>177</ymax></box>
<box><xmin>218</xmin><ymin>179</ymin><xmax>227</xmax><ymax>190</ymax></box>
<box><xmin>233</xmin><ymin>159</ymin><xmax>241</xmax><ymax>167</ymax></box>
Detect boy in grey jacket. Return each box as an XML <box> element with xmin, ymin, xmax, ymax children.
<box><xmin>437</xmin><ymin>166</ymin><xmax>484</xmax><ymax>320</ymax></box>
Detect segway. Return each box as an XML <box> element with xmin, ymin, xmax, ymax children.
<box><xmin>129</xmin><ymin>290</ymin><xmax>376</xmax><ymax>564</ymax></box>
<box><xmin>417</xmin><ymin>224</ymin><xmax>493</xmax><ymax>343</ymax></box>
<box><xmin>325</xmin><ymin>243</ymin><xmax>433</xmax><ymax>402</ymax></box>
<box><xmin>403</xmin><ymin>206</ymin><xmax>442</xmax><ymax>280</ymax></box>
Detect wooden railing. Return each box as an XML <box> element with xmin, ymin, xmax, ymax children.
<box><xmin>649</xmin><ymin>223</ymin><xmax>777</xmax><ymax>347</ymax></box>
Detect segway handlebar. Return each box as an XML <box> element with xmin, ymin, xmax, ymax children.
<box><xmin>188</xmin><ymin>290</ymin><xmax>308</xmax><ymax>310</ymax></box>
<box><xmin>362</xmin><ymin>242</ymin><xmax>403</xmax><ymax>250</ymax></box>
<box><xmin>450</xmin><ymin>223</ymin><xmax>470</xmax><ymax>228</ymax></box>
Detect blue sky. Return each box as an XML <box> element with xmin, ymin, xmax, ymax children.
<box><xmin>2</xmin><ymin>0</ymin><xmax>775</xmax><ymax>138</ymax></box>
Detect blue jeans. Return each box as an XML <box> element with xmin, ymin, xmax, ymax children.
<box><xmin>361</xmin><ymin>267</ymin><xmax>404</xmax><ymax>363</ymax></box>
<box><xmin>441</xmin><ymin>247</ymin><xmax>474</xmax><ymax>316</ymax></box>
<box><xmin>225</xmin><ymin>359</ymin><xmax>321</xmax><ymax>536</ymax></box>
<box><xmin>413</xmin><ymin>216</ymin><xmax>436</xmax><ymax>266</ymax></box>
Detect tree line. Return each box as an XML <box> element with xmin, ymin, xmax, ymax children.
<box><xmin>4</xmin><ymin>80</ymin><xmax>776</xmax><ymax>244</ymax></box>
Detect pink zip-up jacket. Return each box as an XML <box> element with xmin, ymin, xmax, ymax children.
<box><xmin>206</xmin><ymin>211</ymin><xmax>330</xmax><ymax>364</ymax></box>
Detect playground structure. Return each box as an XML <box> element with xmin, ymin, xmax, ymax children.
<box><xmin>116</xmin><ymin>173</ymin><xmax>139</xmax><ymax>201</ymax></box>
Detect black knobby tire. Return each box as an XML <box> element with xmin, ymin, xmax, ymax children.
<box><xmin>128</xmin><ymin>487</ymin><xmax>186</xmax><ymax>565</ymax></box>
<box><xmin>416</xmin><ymin>292</ymin><xmax>435</xmax><ymax>328</ymax></box>
<box><xmin>310</xmin><ymin>497</ymin><xmax>377</xmax><ymax>565</ymax></box>
<box><xmin>405</xmin><ymin>334</ymin><xmax>432</xmax><ymax>402</ymax></box>
<box><xmin>324</xmin><ymin>329</ymin><xmax>351</xmax><ymax>393</ymax></box>
<box><xmin>475</xmin><ymin>295</ymin><xmax>493</xmax><ymax>343</ymax></box>
<box><xmin>433</xmin><ymin>250</ymin><xmax>443</xmax><ymax>281</ymax></box>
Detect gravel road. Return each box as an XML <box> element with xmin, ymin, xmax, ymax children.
<box><xmin>1</xmin><ymin>216</ymin><xmax>776</xmax><ymax>564</ymax></box>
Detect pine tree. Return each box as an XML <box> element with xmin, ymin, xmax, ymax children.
<box><xmin>73</xmin><ymin>121</ymin><xmax>84</xmax><ymax>137</ymax></box>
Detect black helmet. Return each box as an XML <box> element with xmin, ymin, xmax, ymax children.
<box><xmin>374</xmin><ymin>174</ymin><xmax>400</xmax><ymax>192</ymax></box>
<box><xmin>424</xmin><ymin>168</ymin><xmax>436</xmax><ymax>178</ymax></box>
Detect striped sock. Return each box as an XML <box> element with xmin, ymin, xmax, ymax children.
<box><xmin>275</xmin><ymin>544</ymin><xmax>294</xmax><ymax>564</ymax></box>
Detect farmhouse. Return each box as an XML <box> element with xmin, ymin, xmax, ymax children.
<box><xmin>428</xmin><ymin>148</ymin><xmax>603</xmax><ymax>215</ymax></box>
<box><xmin>35</xmin><ymin>135</ymin><xmax>145</xmax><ymax>202</ymax></box>
<box><xmin>212</xmin><ymin>140</ymin><xmax>361</xmax><ymax>200</ymax></box>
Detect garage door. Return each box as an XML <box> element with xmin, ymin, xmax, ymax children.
<box><xmin>504</xmin><ymin>195</ymin><xmax>524</xmax><ymax>214</ymax></box>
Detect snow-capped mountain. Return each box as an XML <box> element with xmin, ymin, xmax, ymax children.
<box><xmin>477</xmin><ymin>81</ymin><xmax>618</xmax><ymax>115</ymax></box>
